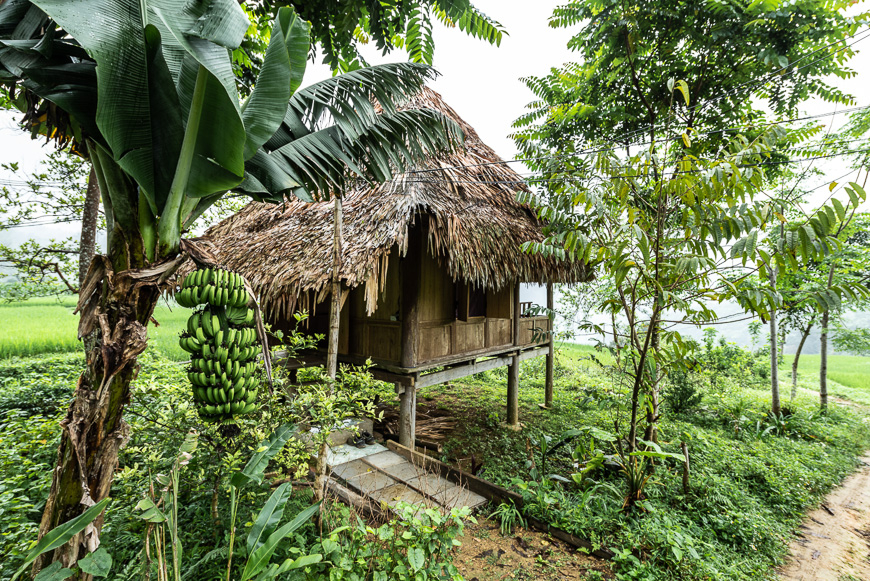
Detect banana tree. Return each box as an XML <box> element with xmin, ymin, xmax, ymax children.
<box><xmin>0</xmin><ymin>0</ymin><xmax>461</xmax><ymax>572</ymax></box>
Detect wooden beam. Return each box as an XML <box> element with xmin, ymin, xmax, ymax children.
<box><xmin>518</xmin><ymin>346</ymin><xmax>549</xmax><ymax>363</ymax></box>
<box><xmin>507</xmin><ymin>282</ymin><xmax>520</xmax><ymax>427</ymax></box>
<box><xmin>370</xmin><ymin>368</ymin><xmax>416</xmax><ymax>388</ymax></box>
<box><xmin>273</xmin><ymin>345</ymin><xmax>546</xmax><ymax>391</ymax></box>
<box><xmin>326</xmin><ymin>197</ymin><xmax>343</xmax><ymax>379</ymax></box>
<box><xmin>545</xmin><ymin>282</ymin><xmax>554</xmax><ymax>408</ymax></box>
<box><xmin>398</xmin><ymin>385</ymin><xmax>417</xmax><ymax>448</ymax></box>
<box><xmin>401</xmin><ymin>226</ymin><xmax>421</xmax><ymax>368</ymax></box>
<box><xmin>415</xmin><ymin>353</ymin><xmax>514</xmax><ymax>388</ymax></box>
<box><xmin>326</xmin><ymin>477</ymin><xmax>390</xmax><ymax>523</ymax></box>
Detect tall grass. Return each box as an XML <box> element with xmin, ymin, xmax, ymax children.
<box><xmin>0</xmin><ymin>296</ymin><xmax>189</xmax><ymax>360</ymax></box>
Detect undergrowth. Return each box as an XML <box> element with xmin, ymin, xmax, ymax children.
<box><xmin>423</xmin><ymin>340</ymin><xmax>870</xmax><ymax>580</ymax></box>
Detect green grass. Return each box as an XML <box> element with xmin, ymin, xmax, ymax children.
<box><xmin>417</xmin><ymin>348</ymin><xmax>870</xmax><ymax>580</ymax></box>
<box><xmin>782</xmin><ymin>352</ymin><xmax>870</xmax><ymax>394</ymax></box>
<box><xmin>0</xmin><ymin>296</ymin><xmax>189</xmax><ymax>360</ymax></box>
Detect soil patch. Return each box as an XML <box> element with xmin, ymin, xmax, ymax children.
<box><xmin>779</xmin><ymin>453</ymin><xmax>870</xmax><ymax>580</ymax></box>
<box><xmin>454</xmin><ymin>517</ymin><xmax>612</xmax><ymax>581</ymax></box>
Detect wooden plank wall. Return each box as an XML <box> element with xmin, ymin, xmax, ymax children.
<box><xmin>279</xmin><ymin>238</ymin><xmax>551</xmax><ymax>368</ymax></box>
<box><xmin>346</xmin><ymin>247</ymin><xmax>402</xmax><ymax>363</ymax></box>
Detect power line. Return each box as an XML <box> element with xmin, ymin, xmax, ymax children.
<box><xmin>405</xmin><ymin>104</ymin><xmax>870</xmax><ymax>176</ymax></box>
<box><xmin>403</xmin><ymin>146</ymin><xmax>870</xmax><ymax>186</ymax></box>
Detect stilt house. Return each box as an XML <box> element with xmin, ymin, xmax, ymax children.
<box><xmin>202</xmin><ymin>89</ymin><xmax>590</xmax><ymax>445</ymax></box>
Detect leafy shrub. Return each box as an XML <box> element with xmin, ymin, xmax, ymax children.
<box><xmin>295</xmin><ymin>503</ymin><xmax>472</xmax><ymax>580</ymax></box>
<box><xmin>0</xmin><ymin>352</ymin><xmax>81</xmax><ymax>415</ymax></box>
<box><xmin>697</xmin><ymin>329</ymin><xmax>767</xmax><ymax>388</ymax></box>
<box><xmin>418</xmin><ymin>340</ymin><xmax>870</xmax><ymax>580</ymax></box>
<box><xmin>0</xmin><ymin>409</ymin><xmax>60</xmax><ymax>576</ymax></box>
<box><xmin>662</xmin><ymin>369</ymin><xmax>703</xmax><ymax>414</ymax></box>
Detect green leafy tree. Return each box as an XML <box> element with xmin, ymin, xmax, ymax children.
<box><xmin>760</xmin><ymin>209</ymin><xmax>870</xmax><ymax>400</ymax></box>
<box><xmin>0</xmin><ymin>0</ymin><xmax>475</xmax><ymax>572</ymax></box>
<box><xmin>512</xmin><ymin>0</ymin><xmax>868</xmax><ymax>449</ymax></box>
<box><xmin>272</xmin><ymin>0</ymin><xmax>506</xmax><ymax>70</ymax></box>
<box><xmin>0</xmin><ymin>152</ymin><xmax>98</xmax><ymax>298</ymax></box>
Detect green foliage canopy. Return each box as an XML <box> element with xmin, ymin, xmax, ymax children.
<box><xmin>0</xmin><ymin>0</ymin><xmax>462</xmax><ymax>265</ymax></box>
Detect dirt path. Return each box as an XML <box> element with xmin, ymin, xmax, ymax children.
<box><xmin>779</xmin><ymin>454</ymin><xmax>870</xmax><ymax>581</ymax></box>
<box><xmin>454</xmin><ymin>518</ymin><xmax>612</xmax><ymax>580</ymax></box>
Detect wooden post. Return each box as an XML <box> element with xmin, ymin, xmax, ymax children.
<box><xmin>318</xmin><ymin>196</ymin><xmax>342</xmax><ymax>505</ymax></box>
<box><xmin>399</xmin><ymin>227</ymin><xmax>421</xmax><ymax>449</ymax></box>
<box><xmin>326</xmin><ymin>197</ymin><xmax>343</xmax><ymax>380</ymax></box>
<box><xmin>398</xmin><ymin>385</ymin><xmax>417</xmax><ymax>449</ymax></box>
<box><xmin>545</xmin><ymin>282</ymin><xmax>554</xmax><ymax>408</ymax></box>
<box><xmin>401</xmin><ymin>226</ymin><xmax>421</xmax><ymax>369</ymax></box>
<box><xmin>507</xmin><ymin>282</ymin><xmax>520</xmax><ymax>428</ymax></box>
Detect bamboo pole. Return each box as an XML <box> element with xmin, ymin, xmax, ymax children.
<box><xmin>326</xmin><ymin>197</ymin><xmax>343</xmax><ymax>379</ymax></box>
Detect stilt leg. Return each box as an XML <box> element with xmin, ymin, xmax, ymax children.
<box><xmin>507</xmin><ymin>355</ymin><xmax>519</xmax><ymax>427</ymax></box>
<box><xmin>399</xmin><ymin>386</ymin><xmax>417</xmax><ymax>448</ymax></box>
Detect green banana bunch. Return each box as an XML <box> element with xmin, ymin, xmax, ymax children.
<box><xmin>177</xmin><ymin>266</ymin><xmax>263</xmax><ymax>422</ymax></box>
<box><xmin>176</xmin><ymin>267</ymin><xmax>251</xmax><ymax>309</ymax></box>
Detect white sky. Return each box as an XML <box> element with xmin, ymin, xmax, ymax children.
<box><xmin>1</xmin><ymin>0</ymin><xmax>868</xmax><ymax>261</ymax></box>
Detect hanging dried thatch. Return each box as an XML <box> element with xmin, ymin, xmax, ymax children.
<box><xmin>201</xmin><ymin>88</ymin><xmax>589</xmax><ymax>318</ymax></box>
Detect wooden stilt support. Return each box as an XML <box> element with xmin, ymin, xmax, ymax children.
<box><xmin>398</xmin><ymin>385</ymin><xmax>417</xmax><ymax>449</ymax></box>
<box><xmin>544</xmin><ymin>282</ymin><xmax>554</xmax><ymax>408</ymax></box>
<box><xmin>507</xmin><ymin>282</ymin><xmax>520</xmax><ymax>428</ymax></box>
<box><xmin>401</xmin><ymin>226</ymin><xmax>421</xmax><ymax>369</ymax></box>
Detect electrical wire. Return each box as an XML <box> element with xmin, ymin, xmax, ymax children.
<box><xmin>401</xmin><ymin>146</ymin><xmax>870</xmax><ymax>186</ymax></box>
<box><xmin>404</xmin><ymin>104</ymin><xmax>870</xmax><ymax>176</ymax></box>
<box><xmin>399</xmin><ymin>29</ymin><xmax>870</xmax><ymax>179</ymax></box>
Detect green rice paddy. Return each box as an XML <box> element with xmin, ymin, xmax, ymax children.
<box><xmin>0</xmin><ymin>296</ymin><xmax>189</xmax><ymax>360</ymax></box>
<box><xmin>1</xmin><ymin>298</ymin><xmax>868</xmax><ymax>401</ymax></box>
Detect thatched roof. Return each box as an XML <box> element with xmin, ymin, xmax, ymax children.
<box><xmin>202</xmin><ymin>88</ymin><xmax>589</xmax><ymax>317</ymax></box>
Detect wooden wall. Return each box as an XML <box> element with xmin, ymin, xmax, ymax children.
<box><xmin>347</xmin><ymin>247</ymin><xmax>402</xmax><ymax>363</ymax></box>
<box><xmin>275</xmin><ymin>225</ymin><xmax>550</xmax><ymax>369</ymax></box>
<box><xmin>415</xmin><ymin>252</ymin><xmax>519</xmax><ymax>366</ymax></box>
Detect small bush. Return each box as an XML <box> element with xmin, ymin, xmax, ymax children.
<box><xmin>298</xmin><ymin>503</ymin><xmax>472</xmax><ymax>580</ymax></box>
<box><xmin>662</xmin><ymin>369</ymin><xmax>703</xmax><ymax>414</ymax></box>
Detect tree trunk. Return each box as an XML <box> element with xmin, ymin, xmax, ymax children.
<box><xmin>769</xmin><ymin>312</ymin><xmax>780</xmax><ymax>416</ymax></box>
<box><xmin>820</xmin><ymin>309</ymin><xmax>829</xmax><ymax>411</ymax></box>
<box><xmin>544</xmin><ymin>283</ymin><xmax>554</xmax><ymax>408</ymax></box>
<box><xmin>643</xmin><ymin>387</ymin><xmax>659</xmax><ymax>444</ymax></box>
<box><xmin>78</xmin><ymin>167</ymin><xmax>101</xmax><ymax>287</ymax></box>
<box><xmin>791</xmin><ymin>320</ymin><xmax>814</xmax><ymax>400</ymax></box>
<box><xmin>627</xmin><ymin>308</ymin><xmax>659</xmax><ymax>454</ymax></box>
<box><xmin>34</xmin><ymin>144</ymin><xmax>174</xmax><ymax>576</ymax></box>
<box><xmin>819</xmin><ymin>263</ymin><xmax>837</xmax><ymax>412</ymax></box>
<box><xmin>34</xmin><ymin>255</ymin><xmax>162</xmax><ymax>574</ymax></box>
<box><xmin>317</xmin><ymin>197</ymin><xmax>342</xmax><ymax>504</ymax></box>
<box><xmin>768</xmin><ymin>267</ymin><xmax>780</xmax><ymax>416</ymax></box>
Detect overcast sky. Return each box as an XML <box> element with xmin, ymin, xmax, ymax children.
<box><xmin>1</xmin><ymin>0</ymin><xmax>868</xmax><ymax>312</ymax></box>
